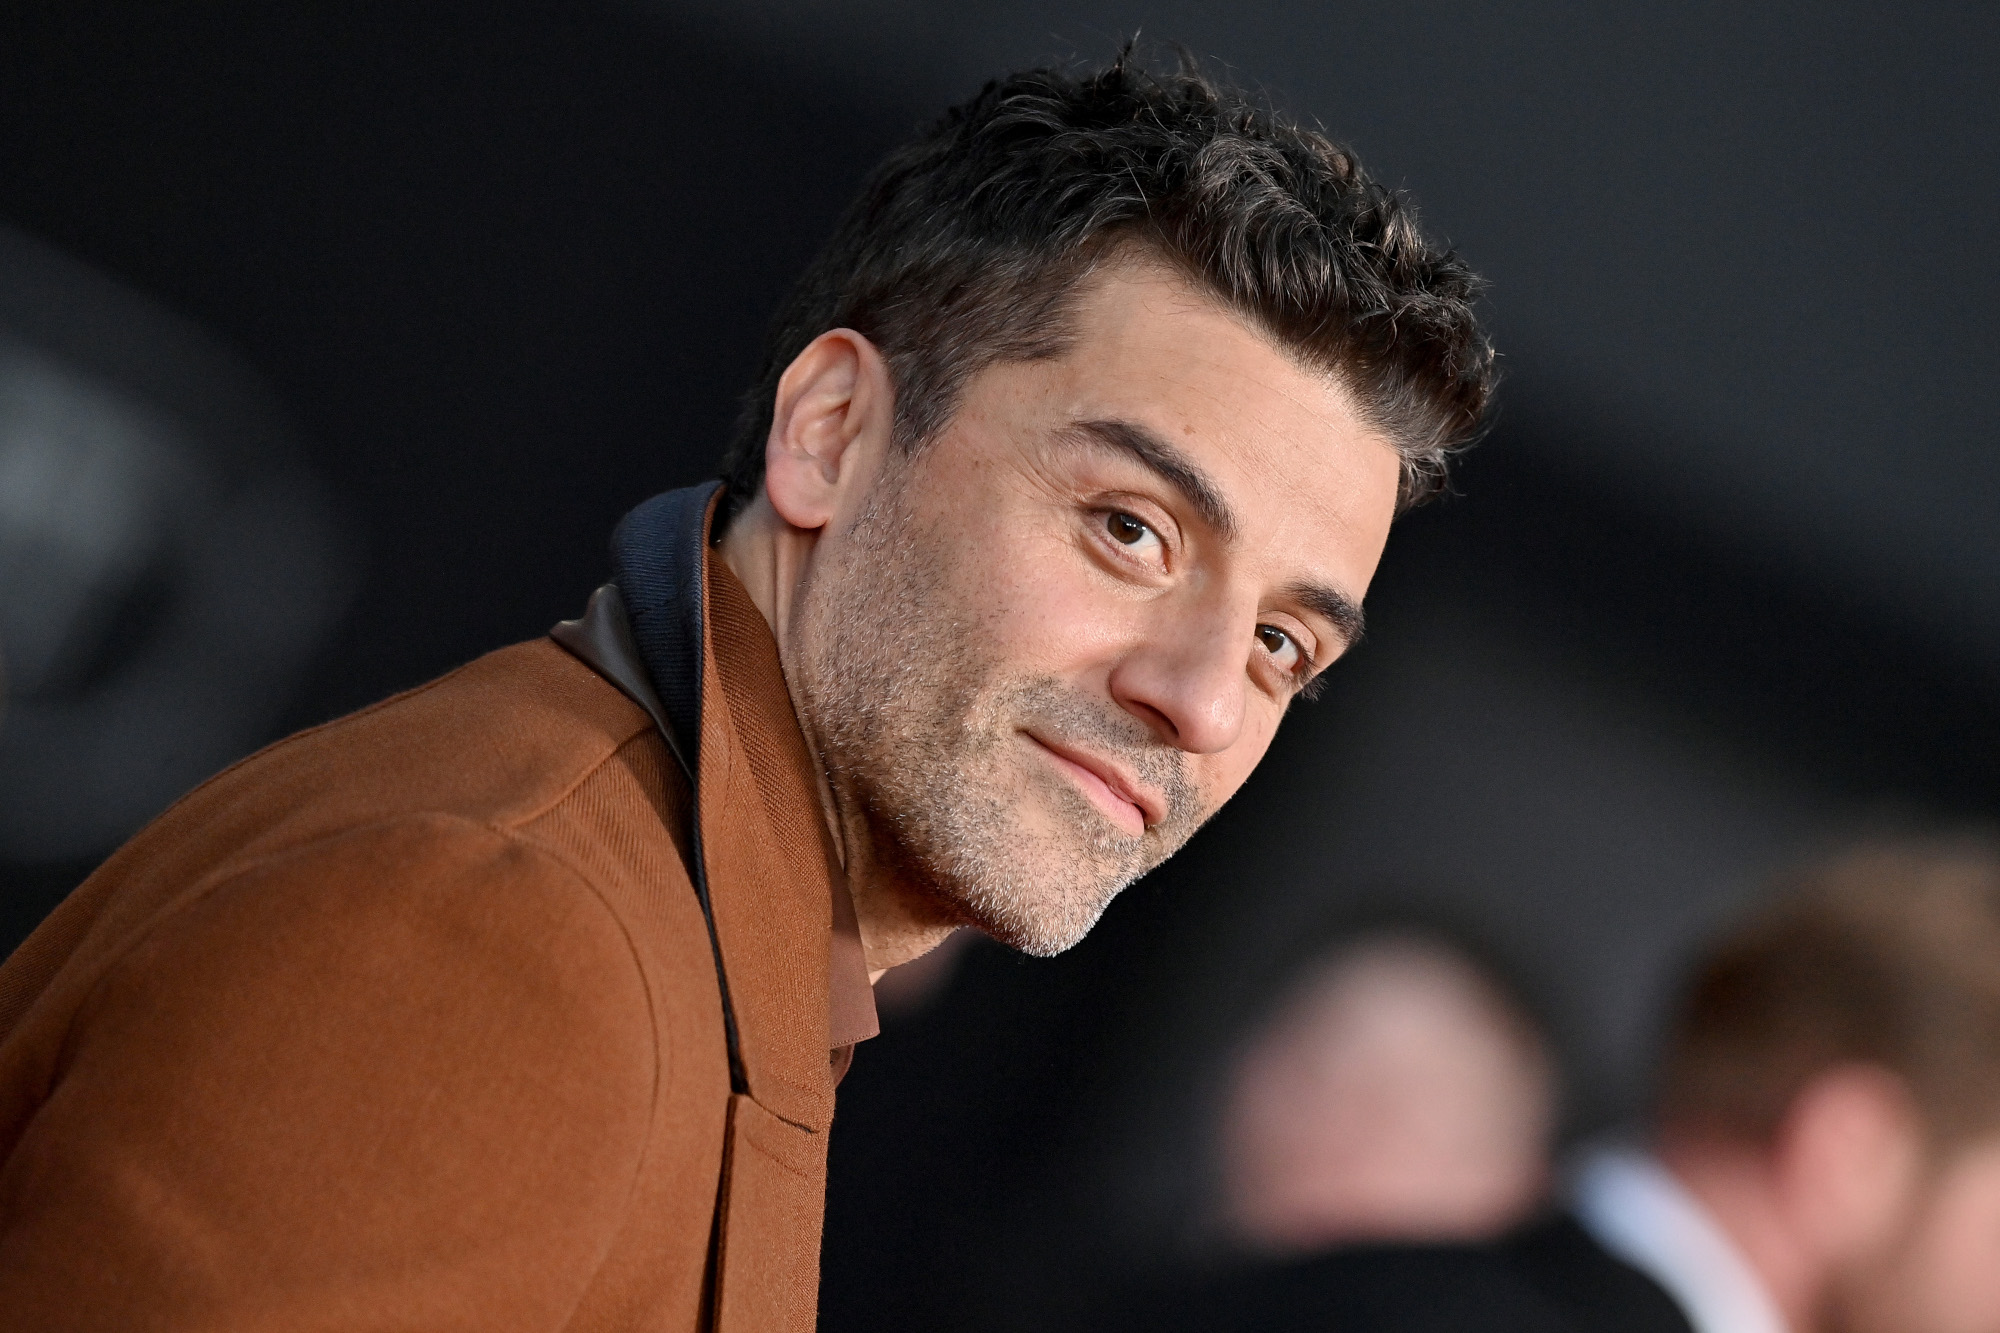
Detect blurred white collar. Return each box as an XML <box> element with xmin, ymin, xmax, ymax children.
<box><xmin>1571</xmin><ymin>1145</ymin><xmax>1789</xmax><ymax>1333</ymax></box>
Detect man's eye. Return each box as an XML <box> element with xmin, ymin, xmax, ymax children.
<box><xmin>1104</xmin><ymin>511</ymin><xmax>1162</xmax><ymax>557</ymax></box>
<box><xmin>1256</xmin><ymin>624</ymin><xmax>1302</xmax><ymax>673</ymax></box>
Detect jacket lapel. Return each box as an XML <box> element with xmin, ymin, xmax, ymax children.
<box><xmin>697</xmin><ymin>541</ymin><xmax>844</xmax><ymax>1131</ymax></box>
<box><xmin>608</xmin><ymin>482</ymin><xmax>842</xmax><ymax>1129</ymax></box>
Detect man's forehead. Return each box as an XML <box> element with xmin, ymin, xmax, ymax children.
<box><xmin>1068</xmin><ymin>261</ymin><xmax>1305</xmax><ymax>376</ymax></box>
<box><xmin>1057</xmin><ymin>265</ymin><xmax>1377</xmax><ymax>468</ymax></box>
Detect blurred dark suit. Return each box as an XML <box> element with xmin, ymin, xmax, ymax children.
<box><xmin>1120</xmin><ymin>1215</ymin><xmax>1692</xmax><ymax>1333</ymax></box>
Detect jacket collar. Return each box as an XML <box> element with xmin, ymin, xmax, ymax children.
<box><xmin>557</xmin><ymin>483</ymin><xmax>876</xmax><ymax>1125</ymax></box>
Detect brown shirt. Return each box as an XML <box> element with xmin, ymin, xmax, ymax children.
<box><xmin>0</xmin><ymin>544</ymin><xmax>874</xmax><ymax>1331</ymax></box>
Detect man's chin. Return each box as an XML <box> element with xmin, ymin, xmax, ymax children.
<box><xmin>871</xmin><ymin>779</ymin><xmax>1166</xmax><ymax>956</ymax></box>
<box><xmin>965</xmin><ymin>905</ymin><xmax>1108</xmax><ymax>959</ymax></box>
<box><xmin>940</xmin><ymin>864</ymin><xmax>1136</xmax><ymax>958</ymax></box>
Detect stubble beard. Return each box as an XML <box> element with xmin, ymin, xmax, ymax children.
<box><xmin>788</xmin><ymin>476</ymin><xmax>1204</xmax><ymax>957</ymax></box>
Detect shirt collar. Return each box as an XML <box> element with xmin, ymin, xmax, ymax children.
<box><xmin>824</xmin><ymin>846</ymin><xmax>877</xmax><ymax>1051</ymax></box>
<box><xmin>1570</xmin><ymin>1144</ymin><xmax>1790</xmax><ymax>1333</ymax></box>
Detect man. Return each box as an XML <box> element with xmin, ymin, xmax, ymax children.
<box><xmin>1584</xmin><ymin>839</ymin><xmax>2000</xmax><ymax>1333</ymax></box>
<box><xmin>0</xmin><ymin>53</ymin><xmax>1492</xmax><ymax>1330</ymax></box>
<box><xmin>1142</xmin><ymin>839</ymin><xmax>2000</xmax><ymax>1333</ymax></box>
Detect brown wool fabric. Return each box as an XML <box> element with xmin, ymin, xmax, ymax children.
<box><xmin>0</xmin><ymin>547</ymin><xmax>869</xmax><ymax>1331</ymax></box>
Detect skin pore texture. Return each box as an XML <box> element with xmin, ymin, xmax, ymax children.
<box><xmin>721</xmin><ymin>257</ymin><xmax>1401</xmax><ymax>972</ymax></box>
<box><xmin>1659</xmin><ymin>1066</ymin><xmax>2000</xmax><ymax>1333</ymax></box>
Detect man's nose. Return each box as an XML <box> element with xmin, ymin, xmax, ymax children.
<box><xmin>1108</xmin><ymin>616</ymin><xmax>1248</xmax><ymax>755</ymax></box>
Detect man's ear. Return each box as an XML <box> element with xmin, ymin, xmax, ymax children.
<box><xmin>1775</xmin><ymin>1063</ymin><xmax>1924</xmax><ymax>1263</ymax></box>
<box><xmin>763</xmin><ymin>329</ymin><xmax>895</xmax><ymax>533</ymax></box>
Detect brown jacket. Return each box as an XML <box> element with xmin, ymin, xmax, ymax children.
<box><xmin>0</xmin><ymin>525</ymin><xmax>874</xmax><ymax>1331</ymax></box>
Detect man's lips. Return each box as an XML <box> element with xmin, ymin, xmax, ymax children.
<box><xmin>1026</xmin><ymin>734</ymin><xmax>1163</xmax><ymax>837</ymax></box>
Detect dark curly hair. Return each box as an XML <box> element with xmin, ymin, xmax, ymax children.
<box><xmin>719</xmin><ymin>49</ymin><xmax>1495</xmax><ymax>514</ymax></box>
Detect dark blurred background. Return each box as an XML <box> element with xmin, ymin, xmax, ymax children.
<box><xmin>0</xmin><ymin>3</ymin><xmax>1995</xmax><ymax>1328</ymax></box>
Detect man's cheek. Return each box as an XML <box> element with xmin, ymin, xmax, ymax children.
<box><xmin>986</xmin><ymin>575</ymin><xmax>1128</xmax><ymax>671</ymax></box>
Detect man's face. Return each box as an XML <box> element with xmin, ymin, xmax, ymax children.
<box><xmin>1836</xmin><ymin>1133</ymin><xmax>2000</xmax><ymax>1333</ymax></box>
<box><xmin>787</xmin><ymin>261</ymin><xmax>1401</xmax><ymax>955</ymax></box>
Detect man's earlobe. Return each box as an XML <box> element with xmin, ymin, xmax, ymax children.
<box><xmin>762</xmin><ymin>329</ymin><xmax>894</xmax><ymax>533</ymax></box>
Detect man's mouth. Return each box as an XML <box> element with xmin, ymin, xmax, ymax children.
<box><xmin>1024</xmin><ymin>733</ymin><xmax>1162</xmax><ymax>838</ymax></box>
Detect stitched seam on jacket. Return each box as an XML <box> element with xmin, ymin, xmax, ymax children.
<box><xmin>493</xmin><ymin>716</ymin><xmax>659</xmax><ymax>833</ymax></box>
<box><xmin>466</xmin><ymin>815</ymin><xmax>671</xmax><ymax>1332</ymax></box>
<box><xmin>494</xmin><ymin>824</ymin><xmax>683</xmax><ymax>1332</ymax></box>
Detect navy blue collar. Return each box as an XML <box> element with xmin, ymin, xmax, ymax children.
<box><xmin>609</xmin><ymin>480</ymin><xmax>723</xmax><ymax>778</ymax></box>
<box><xmin>603</xmin><ymin>479</ymin><xmax>748</xmax><ymax>1091</ymax></box>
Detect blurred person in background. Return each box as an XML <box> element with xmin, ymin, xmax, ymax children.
<box><xmin>1137</xmin><ymin>838</ymin><xmax>2000</xmax><ymax>1332</ymax></box>
<box><xmin>1589</xmin><ymin>838</ymin><xmax>2000</xmax><ymax>1333</ymax></box>
<box><xmin>0</xmin><ymin>50</ymin><xmax>1493</xmax><ymax>1333</ymax></box>
<box><xmin>1218</xmin><ymin>925</ymin><xmax>1558</xmax><ymax>1253</ymax></box>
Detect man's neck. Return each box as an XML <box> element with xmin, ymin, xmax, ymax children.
<box><xmin>718</xmin><ymin>494</ymin><xmax>960</xmax><ymax>978</ymax></box>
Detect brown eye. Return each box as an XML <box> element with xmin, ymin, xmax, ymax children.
<box><xmin>1106</xmin><ymin>511</ymin><xmax>1148</xmax><ymax>545</ymax></box>
<box><xmin>1099</xmin><ymin>510</ymin><xmax>1165</xmax><ymax>564</ymax></box>
<box><xmin>1257</xmin><ymin>624</ymin><xmax>1302</xmax><ymax>672</ymax></box>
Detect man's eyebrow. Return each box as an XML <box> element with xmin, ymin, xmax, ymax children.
<box><xmin>1062</xmin><ymin>417</ymin><xmax>1363</xmax><ymax>652</ymax></box>
<box><xmin>1290</xmin><ymin>580</ymin><xmax>1366</xmax><ymax>653</ymax></box>
<box><xmin>1065</xmin><ymin>418</ymin><xmax>1238</xmax><ymax>541</ymax></box>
